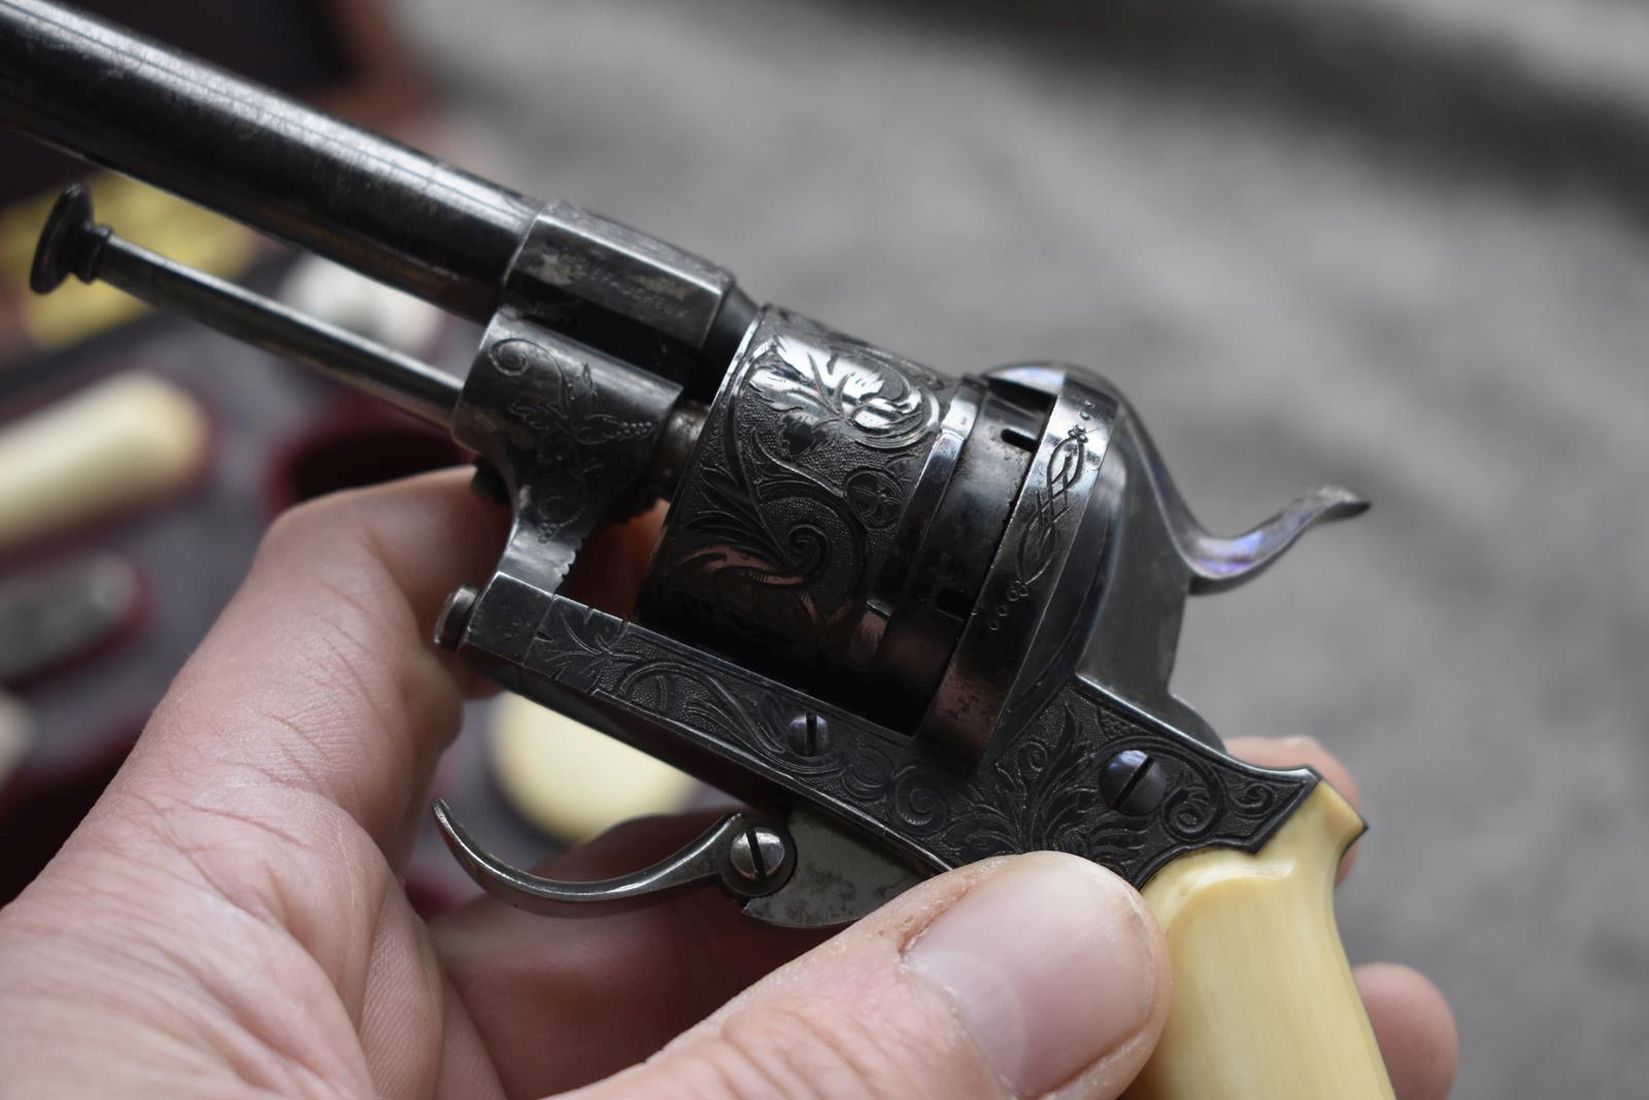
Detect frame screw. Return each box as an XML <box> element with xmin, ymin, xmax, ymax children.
<box><xmin>786</xmin><ymin>712</ymin><xmax>831</xmax><ymax>757</ymax></box>
<box><xmin>434</xmin><ymin>585</ymin><xmax>478</xmax><ymax>651</ymax></box>
<box><xmin>726</xmin><ymin>824</ymin><xmax>792</xmax><ymax>894</ymax></box>
<box><xmin>1100</xmin><ymin>749</ymin><xmax>1166</xmax><ymax>816</ymax></box>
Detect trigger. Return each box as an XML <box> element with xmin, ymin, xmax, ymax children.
<box><xmin>433</xmin><ymin>802</ymin><xmax>796</xmax><ymax>915</ymax></box>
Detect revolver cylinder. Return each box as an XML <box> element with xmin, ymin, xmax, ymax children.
<box><xmin>637</xmin><ymin>308</ymin><xmax>1054</xmax><ymax>747</ymax></box>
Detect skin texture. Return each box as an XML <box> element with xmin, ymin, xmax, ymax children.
<box><xmin>0</xmin><ymin>472</ymin><xmax>1459</xmax><ymax>1098</ymax></box>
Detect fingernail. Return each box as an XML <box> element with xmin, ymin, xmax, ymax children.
<box><xmin>904</xmin><ymin>854</ymin><xmax>1159</xmax><ymax>1096</ymax></box>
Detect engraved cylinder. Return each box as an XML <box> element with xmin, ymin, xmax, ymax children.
<box><xmin>636</xmin><ymin>308</ymin><xmax>1046</xmax><ymax>733</ymax></box>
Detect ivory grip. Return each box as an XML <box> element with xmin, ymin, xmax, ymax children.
<box><xmin>1126</xmin><ymin>783</ymin><xmax>1394</xmax><ymax>1100</ymax></box>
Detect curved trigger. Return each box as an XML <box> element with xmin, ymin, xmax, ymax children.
<box><xmin>432</xmin><ymin>802</ymin><xmax>795</xmax><ymax>916</ymax></box>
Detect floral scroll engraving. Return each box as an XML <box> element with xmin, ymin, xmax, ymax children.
<box><xmin>525</xmin><ymin>595</ymin><xmax>1315</xmax><ymax>887</ymax></box>
<box><xmin>640</xmin><ymin>310</ymin><xmax>952</xmax><ymax>692</ymax></box>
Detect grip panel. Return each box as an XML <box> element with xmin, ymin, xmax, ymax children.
<box><xmin>1126</xmin><ymin>783</ymin><xmax>1394</xmax><ymax>1100</ymax></box>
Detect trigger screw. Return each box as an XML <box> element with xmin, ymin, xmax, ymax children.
<box><xmin>726</xmin><ymin>824</ymin><xmax>793</xmax><ymax>895</ymax></box>
<box><xmin>1100</xmin><ymin>749</ymin><xmax>1166</xmax><ymax>816</ymax></box>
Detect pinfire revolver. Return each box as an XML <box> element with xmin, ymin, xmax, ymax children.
<box><xmin>2</xmin><ymin>3</ymin><xmax>1397</xmax><ymax>1096</ymax></box>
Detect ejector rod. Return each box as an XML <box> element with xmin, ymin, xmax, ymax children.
<box><xmin>0</xmin><ymin>0</ymin><xmax>540</xmax><ymax>322</ymax></box>
<box><xmin>32</xmin><ymin>185</ymin><xmax>462</xmax><ymax>428</ymax></box>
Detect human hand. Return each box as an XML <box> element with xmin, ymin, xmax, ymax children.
<box><xmin>0</xmin><ymin>472</ymin><xmax>1457</xmax><ymax>1098</ymax></box>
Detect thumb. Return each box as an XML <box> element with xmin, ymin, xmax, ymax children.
<box><xmin>567</xmin><ymin>852</ymin><xmax>1170</xmax><ymax>1100</ymax></box>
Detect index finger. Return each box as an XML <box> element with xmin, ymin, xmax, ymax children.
<box><xmin>111</xmin><ymin>469</ymin><xmax>508</xmax><ymax>859</ymax></box>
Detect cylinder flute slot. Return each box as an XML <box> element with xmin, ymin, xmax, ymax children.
<box><xmin>31</xmin><ymin>186</ymin><xmax>463</xmax><ymax>429</ymax></box>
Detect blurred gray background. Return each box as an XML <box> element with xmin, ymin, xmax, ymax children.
<box><xmin>390</xmin><ymin>1</ymin><xmax>1646</xmax><ymax>1096</ymax></box>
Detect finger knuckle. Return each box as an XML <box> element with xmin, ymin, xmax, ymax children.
<box><xmin>258</xmin><ymin>498</ymin><xmax>354</xmax><ymax>576</ymax></box>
